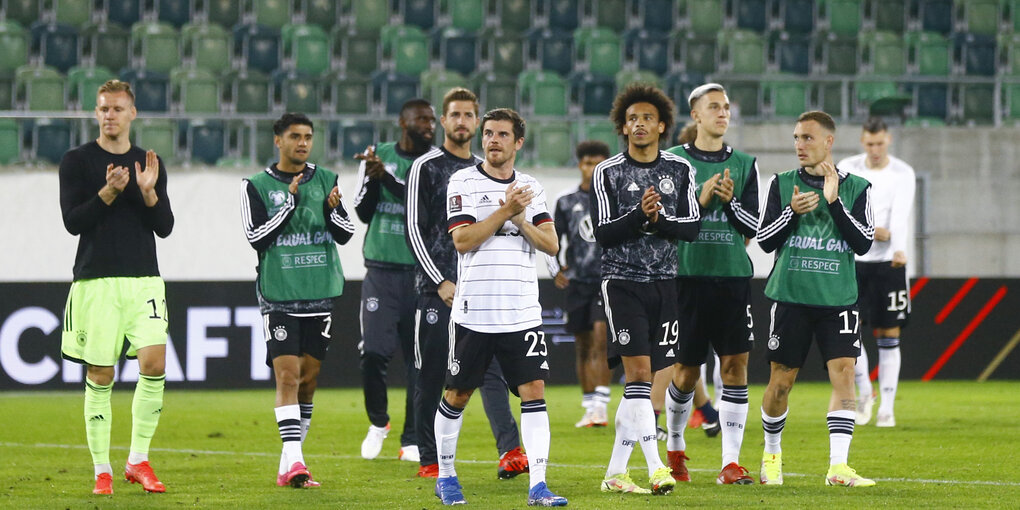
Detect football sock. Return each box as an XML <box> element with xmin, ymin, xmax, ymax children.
<box><xmin>94</xmin><ymin>463</ymin><xmax>112</xmax><ymax>478</ymax></box>
<box><xmin>129</xmin><ymin>373</ymin><xmax>165</xmax><ymax>460</ymax></box>
<box><xmin>625</xmin><ymin>382</ymin><xmax>665</xmax><ymax>477</ymax></box>
<box><xmin>299</xmin><ymin>402</ymin><xmax>313</xmax><ymax>441</ymax></box>
<box><xmin>855</xmin><ymin>347</ymin><xmax>872</xmax><ymax>401</ymax></box>
<box><xmin>84</xmin><ymin>378</ymin><xmax>113</xmax><ymax>467</ymax></box>
<box><xmin>521</xmin><ymin>400</ymin><xmax>549</xmax><ymax>489</ymax></box>
<box><xmin>606</xmin><ymin>395</ymin><xmax>635</xmax><ymax>476</ymax></box>
<box><xmin>275</xmin><ymin>405</ymin><xmax>303</xmax><ymax>468</ymax></box>
<box><xmin>435</xmin><ymin>399</ymin><xmax>464</xmax><ymax>478</ymax></box>
<box><xmin>720</xmin><ymin>385</ymin><xmax>749</xmax><ymax>467</ymax></box>
<box><xmin>827</xmin><ymin>410</ymin><xmax>855</xmax><ymax>465</ymax></box>
<box><xmin>594</xmin><ymin>385</ymin><xmax>611</xmax><ymax>412</ymax></box>
<box><xmin>665</xmin><ymin>382</ymin><xmax>693</xmax><ymax>452</ymax></box>
<box><xmin>581</xmin><ymin>392</ymin><xmax>594</xmax><ymax>410</ymax></box>
<box><xmin>761</xmin><ymin>407</ymin><xmax>787</xmax><ymax>455</ymax></box>
<box><xmin>877</xmin><ymin>340</ymin><xmax>901</xmax><ymax>416</ymax></box>
<box><xmin>699</xmin><ymin>401</ymin><xmax>720</xmax><ymax>424</ymax></box>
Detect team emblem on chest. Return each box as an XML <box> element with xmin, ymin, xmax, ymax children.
<box><xmin>658</xmin><ymin>176</ymin><xmax>675</xmax><ymax>194</ymax></box>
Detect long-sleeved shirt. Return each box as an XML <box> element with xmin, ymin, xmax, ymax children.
<box><xmin>838</xmin><ymin>153</ymin><xmax>916</xmax><ymax>263</ymax></box>
<box><xmin>590</xmin><ymin>150</ymin><xmax>701</xmax><ymax>282</ymax></box>
<box><xmin>405</xmin><ymin>146</ymin><xmax>482</xmax><ymax>294</ymax></box>
<box><xmin>546</xmin><ymin>185</ymin><xmax>602</xmax><ymax>283</ymax></box>
<box><xmin>59</xmin><ymin>141</ymin><xmax>174</xmax><ymax>281</ymax></box>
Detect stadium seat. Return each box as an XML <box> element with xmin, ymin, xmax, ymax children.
<box><xmin>569</xmin><ymin>71</ymin><xmax>615</xmax><ymax>115</ymax></box>
<box><xmin>346</xmin><ymin>0</ymin><xmax>391</xmax><ymax>32</ymax></box>
<box><xmin>4</xmin><ymin>0</ymin><xmax>41</xmax><ymax>27</ymax></box>
<box><xmin>0</xmin><ymin>118</ymin><xmax>19</xmax><ymax>163</ymax></box>
<box><xmin>544</xmin><ymin>0</ymin><xmax>580</xmax><ymax>31</ymax></box>
<box><xmin>480</xmin><ymin>27</ymin><xmax>524</xmax><ymax>76</ymax></box>
<box><xmin>917</xmin><ymin>0</ymin><xmax>953</xmax><ymax>34</ymax></box>
<box><xmin>499</xmin><ymin>0</ymin><xmax>534</xmax><ymax>32</ymax></box>
<box><xmin>905</xmin><ymin>31</ymin><xmax>950</xmax><ymax>76</ymax></box>
<box><xmin>171</xmin><ymin>67</ymin><xmax>221</xmax><ymax>113</ymax></box>
<box><xmin>519</xmin><ymin>70</ymin><xmax>568</xmax><ymax>115</ymax></box>
<box><xmin>675</xmin><ymin>32</ymin><xmax>717</xmax><ymax>74</ymax></box>
<box><xmin>869</xmin><ymin>0</ymin><xmax>906</xmax><ymax>32</ymax></box>
<box><xmin>956</xmin><ymin>0</ymin><xmax>999</xmax><ymax>36</ymax></box>
<box><xmin>720</xmin><ymin>80</ymin><xmax>760</xmax><ymax>117</ymax></box>
<box><xmin>1012</xmin><ymin>0</ymin><xmax>1020</xmax><ymax>32</ymax></box>
<box><xmin>820</xmin><ymin>0</ymin><xmax>862</xmax><ymax>36</ymax></box>
<box><xmin>953</xmin><ymin>33</ymin><xmax>996</xmax><ymax>76</ymax></box>
<box><xmin>734</xmin><ymin>0</ymin><xmax>768</xmax><ymax>32</ymax></box>
<box><xmin>574</xmin><ymin>27</ymin><xmax>621</xmax><ymax>77</ymax></box>
<box><xmin>371</xmin><ymin>70</ymin><xmax>420</xmax><ymax>115</ymax></box>
<box><xmin>132</xmin><ymin>118</ymin><xmax>177</xmax><ymax>163</ymax></box>
<box><xmin>1004</xmin><ymin>83</ymin><xmax>1020</xmax><ymax>119</ymax></box>
<box><xmin>911</xmin><ymin>82</ymin><xmax>949</xmax><ymax>119</ymax></box>
<box><xmin>638</xmin><ymin>0</ymin><xmax>676</xmax><ymax>32</ymax></box>
<box><xmin>860</xmin><ymin>31</ymin><xmax>906</xmax><ymax>75</ymax></box>
<box><xmin>664</xmin><ymin>70</ymin><xmax>706</xmax><ymax>115</ymax></box>
<box><xmin>1002</xmin><ymin>33</ymin><xmax>1020</xmax><ymax>76</ymax></box>
<box><xmin>0</xmin><ymin>72</ymin><xmax>13</xmax><ymax>110</ymax></box>
<box><xmin>30</xmin><ymin>22</ymin><xmax>78</xmax><ymax>74</ymax></box>
<box><xmin>818</xmin><ymin>32</ymin><xmax>858</xmax><ymax>75</ymax></box>
<box><xmin>471</xmin><ymin>70</ymin><xmax>518</xmax><ymax>109</ymax></box>
<box><xmin>272</xmin><ymin>69</ymin><xmax>321</xmax><ymax>114</ymax></box>
<box><xmin>67</xmin><ymin>65</ymin><xmax>115</xmax><ymax>110</ymax></box>
<box><xmin>0</xmin><ymin>21</ymin><xmax>28</xmax><ymax>73</ymax></box>
<box><xmin>594</xmin><ymin>0</ymin><xmax>626</xmax><ymax>32</ymax></box>
<box><xmin>382</xmin><ymin>25</ymin><xmax>429</xmax><ymax>76</ymax></box>
<box><xmin>763</xmin><ymin>77</ymin><xmax>808</xmax><ymax>117</ymax></box>
<box><xmin>623</xmin><ymin>28</ymin><xmax>669</xmax><ymax>76</ymax></box>
<box><xmin>333</xmin><ymin>27</ymin><xmax>380</xmax><ymax>76</ymax></box>
<box><xmin>283</xmin><ymin>24</ymin><xmax>331</xmax><ymax>74</ymax></box>
<box><xmin>301</xmin><ymin>0</ymin><xmax>338</xmax><ymax>30</ymax></box>
<box><xmin>182</xmin><ymin>22</ymin><xmax>232</xmax><ymax>74</ymax></box>
<box><xmin>526</xmin><ymin>120</ymin><xmax>571</xmax><ymax>167</ymax></box>
<box><xmin>252</xmin><ymin>0</ymin><xmax>292</xmax><ymax>29</ymax></box>
<box><xmin>187</xmin><ymin>119</ymin><xmax>226</xmax><ymax>164</ymax></box>
<box><xmin>816</xmin><ymin>81</ymin><xmax>845</xmax><ymax>117</ymax></box>
<box><xmin>81</xmin><ymin>22</ymin><xmax>130</xmax><ymax>75</ymax></box>
<box><xmin>206</xmin><ymin>0</ymin><xmax>242</xmax><ymax>29</ymax></box>
<box><xmin>31</xmin><ymin>118</ymin><xmax>72</xmax><ymax>163</ymax></box>
<box><xmin>778</xmin><ymin>0</ymin><xmax>816</xmax><ymax>33</ymax></box>
<box><xmin>854</xmin><ymin>80</ymin><xmax>910</xmax><ymax>116</ymax></box>
<box><xmin>119</xmin><ymin>68</ymin><xmax>170</xmax><ymax>111</ymax></box>
<box><xmin>15</xmin><ymin>65</ymin><xmax>65</xmax><ymax>111</ymax></box>
<box><xmin>960</xmin><ymin>84</ymin><xmax>994</xmax><ymax>122</ymax></box>
<box><xmin>228</xmin><ymin>69</ymin><xmax>271</xmax><ymax>113</ymax></box>
<box><xmin>770</xmin><ymin>31</ymin><xmax>811</xmax><ymax>74</ymax></box>
<box><xmin>526</xmin><ymin>27</ymin><xmax>574</xmax><ymax>76</ymax></box>
<box><xmin>572</xmin><ymin>119</ymin><xmax>619</xmax><ymax>154</ymax></box>
<box><xmin>683</xmin><ymin>0</ymin><xmax>725</xmax><ymax>35</ymax></box>
<box><xmin>443</xmin><ymin>0</ymin><xmax>485</xmax><ymax>31</ymax></box>
<box><xmin>105</xmin><ymin>0</ymin><xmax>143</xmax><ymax>28</ymax></box>
<box><xmin>156</xmin><ymin>0</ymin><xmax>191</xmax><ymax>27</ymax></box>
<box><xmin>235</xmin><ymin>24</ymin><xmax>281</xmax><ymax>74</ymax></box>
<box><xmin>334</xmin><ymin>120</ymin><xmax>376</xmax><ymax>159</ymax></box>
<box><xmin>131</xmin><ymin>22</ymin><xmax>180</xmax><ymax>74</ymax></box>
<box><xmin>615</xmin><ymin>69</ymin><xmax>662</xmax><ymax>89</ymax></box>
<box><xmin>420</xmin><ymin>68</ymin><xmax>468</xmax><ymax>111</ymax></box>
<box><xmin>401</xmin><ymin>0</ymin><xmax>437</xmax><ymax>30</ymax></box>
<box><xmin>720</xmin><ymin>29</ymin><xmax>766</xmax><ymax>74</ymax></box>
<box><xmin>52</xmin><ymin>0</ymin><xmax>92</xmax><ymax>26</ymax></box>
<box><xmin>438</xmin><ymin>27</ymin><xmax>478</xmax><ymax>76</ymax></box>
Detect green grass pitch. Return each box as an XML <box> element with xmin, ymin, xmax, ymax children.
<box><xmin>1</xmin><ymin>381</ymin><xmax>1017</xmax><ymax>509</ymax></box>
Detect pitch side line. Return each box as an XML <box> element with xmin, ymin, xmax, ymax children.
<box><xmin>2</xmin><ymin>442</ymin><xmax>1018</xmax><ymax>487</ymax></box>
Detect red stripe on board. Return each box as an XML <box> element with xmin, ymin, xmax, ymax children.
<box><xmin>934</xmin><ymin>278</ymin><xmax>978</xmax><ymax>324</ymax></box>
<box><xmin>910</xmin><ymin>277</ymin><xmax>929</xmax><ymax>299</ymax></box>
<box><xmin>922</xmin><ymin>286</ymin><xmax>1007</xmax><ymax>381</ymax></box>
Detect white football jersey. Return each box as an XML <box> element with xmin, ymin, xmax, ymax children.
<box><xmin>838</xmin><ymin>153</ymin><xmax>916</xmax><ymax>263</ymax></box>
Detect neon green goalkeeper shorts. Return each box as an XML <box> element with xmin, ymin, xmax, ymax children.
<box><xmin>61</xmin><ymin>276</ymin><xmax>168</xmax><ymax>366</ymax></box>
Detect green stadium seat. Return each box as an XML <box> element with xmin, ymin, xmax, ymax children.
<box><xmin>227</xmin><ymin>69</ymin><xmax>271</xmax><ymax>113</ymax></box>
<box><xmin>519</xmin><ymin>70</ymin><xmax>567</xmax><ymax>115</ymax></box>
<box><xmin>0</xmin><ymin>118</ymin><xmax>20</xmax><ymax>163</ymax></box>
<box><xmin>120</xmin><ymin>68</ymin><xmax>170</xmax><ymax>111</ymax></box>
<box><xmin>912</xmin><ymin>82</ymin><xmax>948</xmax><ymax>119</ymax></box>
<box><xmin>157</xmin><ymin>0</ymin><xmax>191</xmax><ymax>27</ymax></box>
<box><xmin>346</xmin><ymin>0</ymin><xmax>391</xmax><ymax>32</ymax></box>
<box><xmin>0</xmin><ymin>21</ymin><xmax>28</xmax><ymax>73</ymax></box>
<box><xmin>1012</xmin><ymin>0</ymin><xmax>1020</xmax><ymax>32</ymax></box>
<box><xmin>188</xmin><ymin>119</ymin><xmax>226</xmax><ymax>164</ymax></box>
<box><xmin>382</xmin><ymin>25</ymin><xmax>429</xmax><ymax>76</ymax></box>
<box><xmin>131</xmin><ymin>22</ymin><xmax>180</xmax><ymax>73</ymax></box>
<box><xmin>206</xmin><ymin>0</ymin><xmax>242</xmax><ymax>29</ymax></box>
<box><xmin>818</xmin><ymin>32</ymin><xmax>858</xmax><ymax>75</ymax></box>
<box><xmin>720</xmin><ymin>29</ymin><xmax>765</xmax><ymax>74</ymax></box>
<box><xmin>594</xmin><ymin>0</ymin><xmax>626</xmax><ymax>32</ymax></box>
<box><xmin>171</xmin><ymin>67</ymin><xmax>221</xmax><ymax>113</ymax></box>
<box><xmin>4</xmin><ymin>0</ymin><xmax>41</xmax><ymax>27</ymax></box>
<box><xmin>905</xmin><ymin>31</ymin><xmax>950</xmax><ymax>76</ymax></box>
<box><xmin>15</xmin><ymin>65</ymin><xmax>65</xmax><ymax>111</ymax></box>
<box><xmin>917</xmin><ymin>0</ymin><xmax>953</xmax><ymax>34</ymax></box>
<box><xmin>252</xmin><ymin>0</ymin><xmax>292</xmax><ymax>29</ymax></box>
<box><xmin>574</xmin><ymin>27</ymin><xmax>621</xmax><ymax>77</ymax></box>
<box><xmin>302</xmin><ymin>0</ymin><xmax>339</xmax><ymax>30</ymax></box>
<box><xmin>499</xmin><ymin>0</ymin><xmax>534</xmax><ymax>32</ymax></box>
<box><xmin>31</xmin><ymin>22</ymin><xmax>78</xmax><ymax>74</ymax></box>
<box><xmin>235</xmin><ymin>23</ymin><xmax>281</xmax><ymax>74</ymax></box>
<box><xmin>53</xmin><ymin>0</ymin><xmax>92</xmax><ymax>26</ymax></box>
<box><xmin>870</xmin><ymin>0</ymin><xmax>906</xmax><ymax>32</ymax></box>
<box><xmin>860</xmin><ymin>31</ymin><xmax>906</xmax><ymax>75</ymax></box>
<box><xmin>960</xmin><ymin>84</ymin><xmax>994</xmax><ymax>123</ymax></box>
<box><xmin>480</xmin><ymin>27</ymin><xmax>524</xmax><ymax>76</ymax></box>
<box><xmin>272</xmin><ymin>69</ymin><xmax>321</xmax><ymax>114</ymax></box>
<box><xmin>816</xmin><ymin>81</ymin><xmax>846</xmax><ymax>117</ymax></box>
<box><xmin>401</xmin><ymin>0</ymin><xmax>437</xmax><ymax>30</ymax></box>
<box><xmin>1002</xmin><ymin>33</ymin><xmax>1020</xmax><ymax>76</ymax></box>
<box><xmin>371</xmin><ymin>70</ymin><xmax>419</xmax><ymax>115</ymax></box>
<box><xmin>615</xmin><ymin>69</ymin><xmax>662</xmax><ymax>90</ymax></box>
<box><xmin>854</xmin><ymin>80</ymin><xmax>910</xmax><ymax>116</ymax></box>
<box><xmin>720</xmin><ymin>80</ymin><xmax>760</xmax><ymax>117</ymax></box>
<box><xmin>106</xmin><ymin>0</ymin><xmax>143</xmax><ymax>28</ymax></box>
<box><xmin>0</xmin><ymin>72</ymin><xmax>13</xmax><ymax>110</ymax></box>
<box><xmin>67</xmin><ymin>65</ymin><xmax>115</xmax><ymax>110</ymax></box>
<box><xmin>674</xmin><ymin>32</ymin><xmax>717</xmax><ymax>74</ymax></box>
<box><xmin>572</xmin><ymin>119</ymin><xmax>620</xmax><ymax>155</ymax></box>
<box><xmin>81</xmin><ymin>22</ymin><xmax>130</xmax><ymax>75</ymax></box>
<box><xmin>683</xmin><ymin>0</ymin><xmax>724</xmax><ymax>35</ymax></box>
<box><xmin>471</xmin><ymin>70</ymin><xmax>518</xmax><ymax>110</ymax></box>
<box><xmin>443</xmin><ymin>0</ymin><xmax>485</xmax><ymax>31</ymax></box>
<box><xmin>526</xmin><ymin>27</ymin><xmax>574</xmax><ymax>76</ymax></box>
<box><xmin>31</xmin><ymin>118</ymin><xmax>72</xmax><ymax>163</ymax></box>
<box><xmin>420</xmin><ymin>68</ymin><xmax>468</xmax><ymax>112</ymax></box>
<box><xmin>334</xmin><ymin>120</ymin><xmax>376</xmax><ymax>159</ymax></box>
<box><xmin>820</xmin><ymin>0</ymin><xmax>861</xmax><ymax>36</ymax></box>
<box><xmin>623</xmin><ymin>28</ymin><xmax>669</xmax><ymax>75</ymax></box>
<box><xmin>763</xmin><ymin>77</ymin><xmax>808</xmax><ymax>117</ymax></box>
<box><xmin>1004</xmin><ymin>83</ymin><xmax>1020</xmax><ymax>119</ymax></box>
<box><xmin>770</xmin><ymin>31</ymin><xmax>811</xmax><ymax>74</ymax></box>
<box><xmin>325</xmin><ymin>70</ymin><xmax>370</xmax><ymax>114</ymax></box>
<box><xmin>182</xmin><ymin>23</ymin><xmax>232</xmax><ymax>74</ymax></box>
<box><xmin>333</xmin><ymin>27</ymin><xmax>380</xmax><ymax>76</ymax></box>
<box><xmin>569</xmin><ymin>71</ymin><xmax>615</xmax><ymax>115</ymax></box>
<box><xmin>133</xmin><ymin>118</ymin><xmax>177</xmax><ymax>162</ymax></box>
<box><xmin>283</xmin><ymin>24</ymin><xmax>331</xmax><ymax>74</ymax></box>
<box><xmin>438</xmin><ymin>27</ymin><xmax>478</xmax><ymax>76</ymax></box>
<box><xmin>526</xmin><ymin>120</ymin><xmax>571</xmax><ymax>167</ymax></box>
<box><xmin>956</xmin><ymin>0</ymin><xmax>999</xmax><ymax>36</ymax></box>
